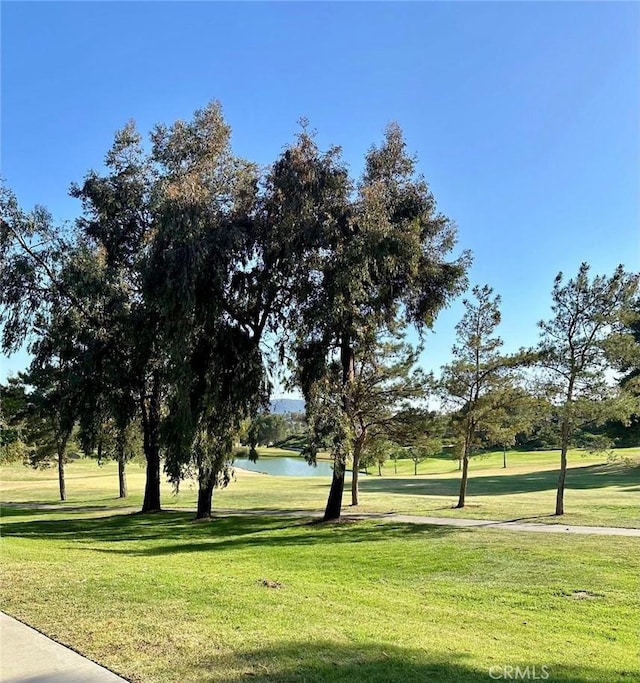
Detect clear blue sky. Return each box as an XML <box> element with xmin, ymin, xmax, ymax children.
<box><xmin>2</xmin><ymin>2</ymin><xmax>639</xmax><ymax>392</ymax></box>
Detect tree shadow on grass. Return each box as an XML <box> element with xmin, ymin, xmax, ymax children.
<box><xmin>0</xmin><ymin>503</ymin><xmax>126</xmax><ymax>519</ymax></box>
<box><xmin>195</xmin><ymin>640</ymin><xmax>634</xmax><ymax>683</ymax></box>
<box><xmin>0</xmin><ymin>510</ymin><xmax>459</xmax><ymax>555</ymax></box>
<box><xmin>360</xmin><ymin>463</ymin><xmax>640</xmax><ymax>498</ymax></box>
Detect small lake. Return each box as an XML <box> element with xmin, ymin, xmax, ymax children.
<box><xmin>234</xmin><ymin>456</ymin><xmax>337</xmax><ymax>477</ymax></box>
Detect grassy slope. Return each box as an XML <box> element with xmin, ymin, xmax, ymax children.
<box><xmin>1</xmin><ymin>506</ymin><xmax>638</xmax><ymax>683</ymax></box>
<box><xmin>0</xmin><ymin>452</ymin><xmax>639</xmax><ymax>681</ymax></box>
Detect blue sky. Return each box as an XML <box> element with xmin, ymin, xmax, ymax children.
<box><xmin>2</xmin><ymin>1</ymin><xmax>639</xmax><ymax>392</ymax></box>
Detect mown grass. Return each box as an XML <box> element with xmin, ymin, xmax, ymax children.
<box><xmin>3</xmin><ymin>447</ymin><xmax>637</xmax><ymax>527</ymax></box>
<box><xmin>1</xmin><ymin>503</ymin><xmax>638</xmax><ymax>683</ymax></box>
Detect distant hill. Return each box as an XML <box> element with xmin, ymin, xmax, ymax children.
<box><xmin>270</xmin><ymin>398</ymin><xmax>305</xmax><ymax>414</ymax></box>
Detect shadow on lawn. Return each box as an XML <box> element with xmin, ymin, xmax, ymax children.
<box><xmin>0</xmin><ymin>503</ymin><xmax>127</xmax><ymax>519</ymax></box>
<box><xmin>0</xmin><ymin>510</ymin><xmax>459</xmax><ymax>554</ymax></box>
<box><xmin>360</xmin><ymin>463</ymin><xmax>640</xmax><ymax>498</ymax></box>
<box><xmin>197</xmin><ymin>640</ymin><xmax>633</xmax><ymax>683</ymax></box>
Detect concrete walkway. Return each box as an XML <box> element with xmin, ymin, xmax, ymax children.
<box><xmin>0</xmin><ymin>613</ymin><xmax>128</xmax><ymax>683</ymax></box>
<box><xmin>214</xmin><ymin>508</ymin><xmax>640</xmax><ymax>536</ymax></box>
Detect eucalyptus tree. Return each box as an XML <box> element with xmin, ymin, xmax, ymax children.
<box><xmin>440</xmin><ymin>285</ymin><xmax>528</xmax><ymax>508</ymax></box>
<box><xmin>0</xmin><ymin>126</ymin><xmax>166</xmax><ymax>512</ymax></box>
<box><xmin>68</xmin><ymin>124</ymin><xmax>168</xmax><ymax>512</ymax></box>
<box><xmin>145</xmin><ymin>103</ymin><xmax>290</xmax><ymax>518</ymax></box>
<box><xmin>536</xmin><ymin>264</ymin><xmax>638</xmax><ymax>515</ymax></box>
<box><xmin>292</xmin><ymin>124</ymin><xmax>469</xmax><ymax>520</ymax></box>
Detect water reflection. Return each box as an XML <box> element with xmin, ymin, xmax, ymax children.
<box><xmin>234</xmin><ymin>456</ymin><xmax>344</xmax><ymax>477</ymax></box>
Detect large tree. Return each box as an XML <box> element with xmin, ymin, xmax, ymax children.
<box><xmin>146</xmin><ymin>103</ymin><xmax>311</xmax><ymax>519</ymax></box>
<box><xmin>537</xmin><ymin>264</ymin><xmax>638</xmax><ymax>515</ymax></box>
<box><xmin>69</xmin><ymin>123</ymin><xmax>166</xmax><ymax>512</ymax></box>
<box><xmin>0</xmin><ymin>127</ymin><xmax>166</xmax><ymax>512</ymax></box>
<box><xmin>292</xmin><ymin>124</ymin><xmax>469</xmax><ymax>521</ymax></box>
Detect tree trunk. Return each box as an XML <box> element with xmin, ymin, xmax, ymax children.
<box><xmin>118</xmin><ymin>456</ymin><xmax>128</xmax><ymax>498</ymax></box>
<box><xmin>555</xmin><ymin>381</ymin><xmax>575</xmax><ymax>516</ymax></box>
<box><xmin>57</xmin><ymin>447</ymin><xmax>66</xmax><ymax>502</ymax></box>
<box><xmin>377</xmin><ymin>461</ymin><xmax>382</xmax><ymax>476</ymax></box>
<box><xmin>351</xmin><ymin>450</ymin><xmax>360</xmax><ymax>507</ymax></box>
<box><xmin>394</xmin><ymin>458</ymin><xmax>397</xmax><ymax>474</ymax></box>
<box><xmin>351</xmin><ymin>435</ymin><xmax>367</xmax><ymax>506</ymax></box>
<box><xmin>141</xmin><ymin>370</ymin><xmax>162</xmax><ymax>513</ymax></box>
<box><xmin>196</xmin><ymin>471</ymin><xmax>215</xmax><ymax>519</ymax></box>
<box><xmin>414</xmin><ymin>460</ymin><xmax>418</xmax><ymax>476</ymax></box>
<box><xmin>324</xmin><ymin>460</ymin><xmax>346</xmax><ymax>521</ymax></box>
<box><xmin>458</xmin><ymin>456</ymin><xmax>462</xmax><ymax>471</ymax></box>
<box><xmin>503</xmin><ymin>446</ymin><xmax>507</xmax><ymax>469</ymax></box>
<box><xmin>555</xmin><ymin>423</ymin><xmax>570</xmax><ymax>515</ymax></box>
<box><xmin>456</xmin><ymin>453</ymin><xmax>469</xmax><ymax>508</ymax></box>
<box><xmin>324</xmin><ymin>337</ymin><xmax>355</xmax><ymax>521</ymax></box>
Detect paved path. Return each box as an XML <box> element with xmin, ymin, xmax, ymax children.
<box><xmin>0</xmin><ymin>613</ymin><xmax>128</xmax><ymax>683</ymax></box>
<box><xmin>3</xmin><ymin>502</ymin><xmax>639</xmax><ymax>536</ymax></box>
<box><xmin>214</xmin><ymin>508</ymin><xmax>640</xmax><ymax>536</ymax></box>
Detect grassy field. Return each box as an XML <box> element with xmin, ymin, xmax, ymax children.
<box><xmin>2</xmin><ymin>447</ymin><xmax>638</xmax><ymax>527</ymax></box>
<box><xmin>1</xmin><ymin>451</ymin><xmax>638</xmax><ymax>682</ymax></box>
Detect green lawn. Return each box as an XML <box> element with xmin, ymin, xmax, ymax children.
<box><xmin>0</xmin><ymin>451</ymin><xmax>639</xmax><ymax>682</ymax></box>
<box><xmin>5</xmin><ymin>447</ymin><xmax>638</xmax><ymax>527</ymax></box>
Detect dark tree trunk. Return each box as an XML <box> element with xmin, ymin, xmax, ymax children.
<box><xmin>503</xmin><ymin>446</ymin><xmax>507</xmax><ymax>469</ymax></box>
<box><xmin>456</xmin><ymin>453</ymin><xmax>469</xmax><ymax>508</ymax></box>
<box><xmin>325</xmin><ymin>428</ymin><xmax>349</xmax><ymax>522</ymax></box>
<box><xmin>118</xmin><ymin>456</ymin><xmax>128</xmax><ymax>498</ymax></box>
<box><xmin>394</xmin><ymin>458</ymin><xmax>397</xmax><ymax>474</ymax></box>
<box><xmin>141</xmin><ymin>370</ymin><xmax>162</xmax><ymax>513</ymax></box>
<box><xmin>414</xmin><ymin>460</ymin><xmax>418</xmax><ymax>476</ymax></box>
<box><xmin>351</xmin><ymin>437</ymin><xmax>365</xmax><ymax>506</ymax></box>
<box><xmin>196</xmin><ymin>471</ymin><xmax>215</xmax><ymax>519</ymax></box>
<box><xmin>324</xmin><ymin>337</ymin><xmax>355</xmax><ymax>521</ymax></box>
<box><xmin>351</xmin><ymin>456</ymin><xmax>360</xmax><ymax>507</ymax></box>
<box><xmin>458</xmin><ymin>456</ymin><xmax>462</xmax><ymax>471</ymax></box>
<box><xmin>58</xmin><ymin>447</ymin><xmax>66</xmax><ymax>502</ymax></box>
<box><xmin>555</xmin><ymin>425</ymin><xmax>570</xmax><ymax>515</ymax></box>
<box><xmin>555</xmin><ymin>381</ymin><xmax>575</xmax><ymax>516</ymax></box>
<box><xmin>377</xmin><ymin>461</ymin><xmax>382</xmax><ymax>476</ymax></box>
<box><xmin>325</xmin><ymin>460</ymin><xmax>346</xmax><ymax>521</ymax></box>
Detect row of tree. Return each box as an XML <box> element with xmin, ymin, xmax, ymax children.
<box><xmin>0</xmin><ymin>103</ymin><xmax>469</xmax><ymax>520</ymax></box>
<box><xmin>1</xmin><ymin>101</ymin><xmax>638</xmax><ymax>521</ymax></box>
<box><xmin>297</xmin><ymin>275</ymin><xmax>639</xmax><ymax>515</ymax></box>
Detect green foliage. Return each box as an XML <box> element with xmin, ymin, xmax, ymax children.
<box><xmin>289</xmin><ymin>124</ymin><xmax>470</xmax><ymax>517</ymax></box>
<box><xmin>0</xmin><ymin>376</ymin><xmax>29</xmax><ymax>463</ymax></box>
<box><xmin>536</xmin><ymin>263</ymin><xmax>638</xmax><ymax>514</ymax></box>
<box><xmin>439</xmin><ymin>285</ymin><xmax>531</xmax><ymax>504</ymax></box>
<box><xmin>249</xmin><ymin>414</ymin><xmax>289</xmax><ymax>447</ymax></box>
<box><xmin>481</xmin><ymin>386</ymin><xmax>541</xmax><ymax>452</ymax></box>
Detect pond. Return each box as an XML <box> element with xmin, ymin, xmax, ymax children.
<box><xmin>234</xmin><ymin>456</ymin><xmax>338</xmax><ymax>477</ymax></box>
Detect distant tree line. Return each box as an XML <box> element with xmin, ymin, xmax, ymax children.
<box><xmin>1</xmin><ymin>101</ymin><xmax>638</xmax><ymax>521</ymax></box>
